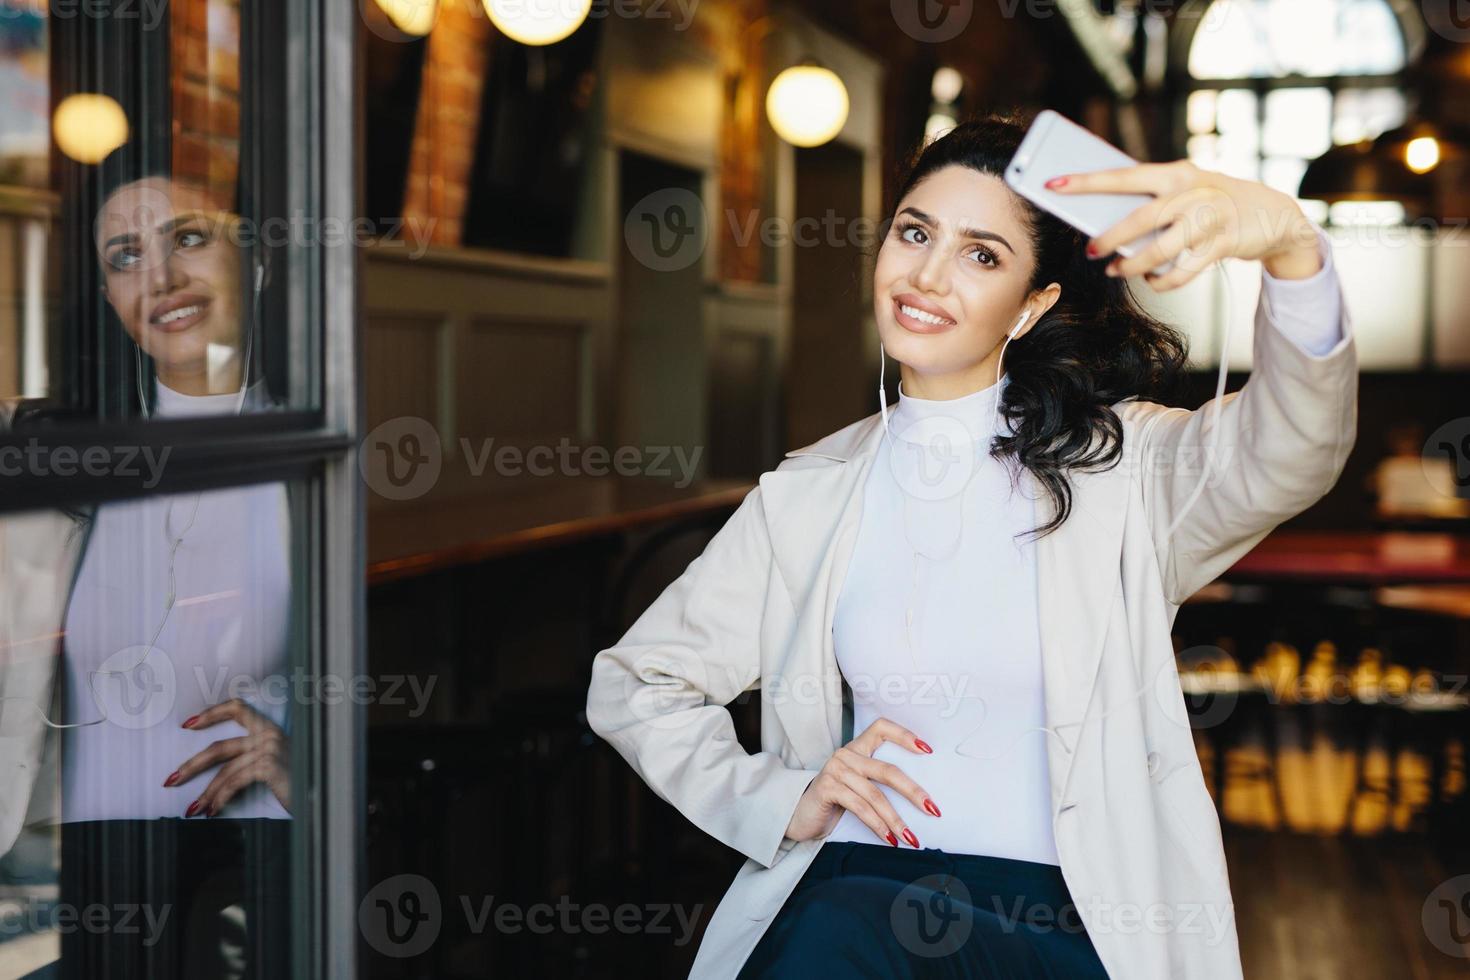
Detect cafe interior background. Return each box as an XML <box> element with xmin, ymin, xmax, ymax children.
<box><xmin>1</xmin><ymin>0</ymin><xmax>1470</xmax><ymax>976</ymax></box>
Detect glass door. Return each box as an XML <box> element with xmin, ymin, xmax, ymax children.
<box><xmin>0</xmin><ymin>0</ymin><xmax>360</xmax><ymax>975</ymax></box>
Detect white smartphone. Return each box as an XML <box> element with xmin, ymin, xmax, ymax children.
<box><xmin>1004</xmin><ymin>109</ymin><xmax>1173</xmax><ymax>276</ymax></box>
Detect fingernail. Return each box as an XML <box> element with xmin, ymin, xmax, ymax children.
<box><xmin>914</xmin><ymin>738</ymin><xmax>933</xmax><ymax>754</ymax></box>
<box><xmin>185</xmin><ymin>800</ymin><xmax>203</xmax><ymax>818</ymax></box>
<box><xmin>206</xmin><ymin>804</ymin><xmax>218</xmax><ymax>818</ymax></box>
<box><xmin>923</xmin><ymin>798</ymin><xmax>942</xmax><ymax>818</ymax></box>
<box><xmin>1045</xmin><ymin>176</ymin><xmax>1068</xmax><ymax>189</ymax></box>
<box><xmin>163</xmin><ymin>770</ymin><xmax>180</xmax><ymax>788</ymax></box>
<box><xmin>1106</xmin><ymin>262</ymin><xmax>1119</xmax><ymax>277</ymax></box>
<box><xmin>181</xmin><ymin>715</ymin><xmax>199</xmax><ymax>729</ymax></box>
<box><xmin>886</xmin><ymin>831</ymin><xmax>899</xmax><ymax>847</ymax></box>
<box><xmin>902</xmin><ymin>828</ymin><xmax>920</xmax><ymax>848</ymax></box>
<box><xmin>1086</xmin><ymin>242</ymin><xmax>1098</xmax><ymax>257</ymax></box>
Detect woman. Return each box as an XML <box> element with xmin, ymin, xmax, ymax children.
<box><xmin>586</xmin><ymin>113</ymin><xmax>1357</xmax><ymax>979</ymax></box>
<box><xmin>0</xmin><ymin>151</ymin><xmax>294</xmax><ymax>978</ymax></box>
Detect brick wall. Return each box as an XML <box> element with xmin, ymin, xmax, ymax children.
<box><xmin>702</xmin><ymin>0</ymin><xmax>771</xmax><ymax>284</ymax></box>
<box><xmin>171</xmin><ymin>0</ymin><xmax>240</xmax><ymax>207</ymax></box>
<box><xmin>401</xmin><ymin>0</ymin><xmax>491</xmax><ymax>246</ymax></box>
<box><xmin>366</xmin><ymin>0</ymin><xmax>775</xmax><ymax>267</ymax></box>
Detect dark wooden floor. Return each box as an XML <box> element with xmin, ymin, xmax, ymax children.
<box><xmin>1225</xmin><ymin>827</ymin><xmax>1470</xmax><ymax>979</ymax></box>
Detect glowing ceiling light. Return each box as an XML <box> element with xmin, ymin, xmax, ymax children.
<box><xmin>53</xmin><ymin>93</ymin><xmax>129</xmax><ymax>164</ymax></box>
<box><xmin>931</xmin><ymin>67</ymin><xmax>963</xmax><ymax>104</ymax></box>
<box><xmin>1404</xmin><ymin>136</ymin><xmax>1440</xmax><ymax>174</ymax></box>
<box><xmin>482</xmin><ymin>0</ymin><xmax>591</xmax><ymax>45</ymax></box>
<box><xmin>925</xmin><ymin>113</ymin><xmax>957</xmax><ymax>143</ymax></box>
<box><xmin>766</xmin><ymin>66</ymin><xmax>849</xmax><ymax>148</ymax></box>
<box><xmin>374</xmin><ymin>0</ymin><xmax>438</xmax><ymax>36</ymax></box>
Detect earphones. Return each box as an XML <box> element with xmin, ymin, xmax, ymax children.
<box><xmin>135</xmin><ymin>252</ymin><xmax>263</xmax><ymax>420</ymax></box>
<box><xmin>12</xmin><ymin>250</ymin><xmax>270</xmax><ymax>730</ymax></box>
<box><xmin>879</xmin><ymin>307</ymin><xmax>1032</xmax><ymax>436</ymax></box>
<box><xmin>995</xmin><ymin>308</ymin><xmax>1031</xmax><ymax>389</ymax></box>
<box><xmin>876</xmin><ymin>255</ymin><xmax>1234</xmax><ymax>544</ymax></box>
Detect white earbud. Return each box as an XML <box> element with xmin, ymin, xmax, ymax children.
<box><xmin>996</xmin><ymin>309</ymin><xmax>1032</xmax><ymax>390</ymax></box>
<box><xmin>878</xmin><ymin>341</ymin><xmax>891</xmax><ymax>435</ymax></box>
<box><xmin>1008</xmin><ymin>309</ymin><xmax>1032</xmax><ymax>339</ymax></box>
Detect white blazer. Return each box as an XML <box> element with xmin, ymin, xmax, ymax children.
<box><xmin>586</xmin><ymin>279</ymin><xmax>1358</xmax><ymax>979</ymax></box>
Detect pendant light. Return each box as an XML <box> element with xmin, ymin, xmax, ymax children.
<box><xmin>765</xmin><ymin>61</ymin><xmax>850</xmax><ymax>148</ymax></box>
<box><xmin>482</xmin><ymin>0</ymin><xmax>591</xmax><ymax>46</ymax></box>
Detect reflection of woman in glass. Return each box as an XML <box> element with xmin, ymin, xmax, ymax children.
<box><xmin>4</xmin><ymin>148</ymin><xmax>293</xmax><ymax>979</ymax></box>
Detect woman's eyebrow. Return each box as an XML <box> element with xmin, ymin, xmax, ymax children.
<box><xmin>899</xmin><ymin>206</ymin><xmax>1015</xmax><ymax>254</ymax></box>
<box><xmin>157</xmin><ymin>210</ymin><xmax>213</xmax><ymax>234</ymax></box>
<box><xmin>101</xmin><ymin>210</ymin><xmax>218</xmax><ymax>252</ymax></box>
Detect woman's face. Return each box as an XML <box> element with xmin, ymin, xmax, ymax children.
<box><xmin>873</xmin><ymin>164</ymin><xmax>1056</xmax><ymax>388</ymax></box>
<box><xmin>94</xmin><ymin>177</ymin><xmax>244</xmax><ymax>384</ymax></box>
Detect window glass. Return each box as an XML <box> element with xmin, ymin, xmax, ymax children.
<box><xmin>1188</xmin><ymin>0</ymin><xmax>1407</xmax><ymax>79</ymax></box>
<box><xmin>0</xmin><ymin>0</ymin><xmax>312</xmax><ymax>422</ymax></box>
<box><xmin>1332</xmin><ymin>87</ymin><xmax>1407</xmax><ymax>144</ymax></box>
<box><xmin>0</xmin><ymin>476</ymin><xmax>308</xmax><ymax>978</ymax></box>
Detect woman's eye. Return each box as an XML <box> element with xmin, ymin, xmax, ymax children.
<box><xmin>177</xmin><ymin>228</ymin><xmax>208</xmax><ymax>249</ymax></box>
<box><xmin>967</xmin><ymin>247</ymin><xmax>998</xmax><ymax>267</ymax></box>
<box><xmin>900</xmin><ymin>225</ymin><xmax>927</xmax><ymax>245</ymax></box>
<box><xmin>106</xmin><ymin>248</ymin><xmax>142</xmax><ymax>271</ymax></box>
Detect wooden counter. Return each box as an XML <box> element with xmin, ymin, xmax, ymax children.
<box><xmin>367</xmin><ymin>476</ymin><xmax>754</xmax><ymax>585</ymax></box>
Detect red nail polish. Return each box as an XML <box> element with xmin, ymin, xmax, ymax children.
<box><xmin>163</xmin><ymin>771</ymin><xmax>181</xmax><ymax>788</ymax></box>
<box><xmin>185</xmin><ymin>800</ymin><xmax>202</xmax><ymax>818</ymax></box>
<box><xmin>903</xmin><ymin>828</ymin><xmax>920</xmax><ymax>848</ymax></box>
<box><xmin>914</xmin><ymin>738</ymin><xmax>933</xmax><ymax>754</ymax></box>
<box><xmin>924</xmin><ymin>798</ymin><xmax>941</xmax><ymax>818</ymax></box>
<box><xmin>1045</xmin><ymin>176</ymin><xmax>1068</xmax><ymax>189</ymax></box>
<box><xmin>181</xmin><ymin>715</ymin><xmax>199</xmax><ymax>729</ymax></box>
<box><xmin>886</xmin><ymin>831</ymin><xmax>899</xmax><ymax>847</ymax></box>
<box><xmin>1086</xmin><ymin>242</ymin><xmax>1098</xmax><ymax>257</ymax></box>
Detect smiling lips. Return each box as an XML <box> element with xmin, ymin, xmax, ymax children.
<box><xmin>148</xmin><ymin>296</ymin><xmax>211</xmax><ymax>333</ymax></box>
<box><xmin>893</xmin><ymin>293</ymin><xmax>957</xmax><ymax>334</ymax></box>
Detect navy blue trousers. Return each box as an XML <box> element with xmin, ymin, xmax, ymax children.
<box><xmin>737</xmin><ymin>841</ymin><xmax>1109</xmax><ymax>979</ymax></box>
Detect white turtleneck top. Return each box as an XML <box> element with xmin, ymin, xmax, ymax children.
<box><xmin>60</xmin><ymin>379</ymin><xmax>292</xmax><ymax>822</ymax></box>
<box><xmin>824</xmin><ymin>227</ymin><xmax>1346</xmax><ymax>863</ymax></box>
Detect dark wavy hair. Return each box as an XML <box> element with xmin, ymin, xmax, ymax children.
<box><xmin>888</xmin><ymin>110</ymin><xmax>1189</xmax><ymax>538</ymax></box>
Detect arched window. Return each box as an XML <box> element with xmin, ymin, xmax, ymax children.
<box><xmin>1176</xmin><ymin>0</ymin><xmax>1425</xmax><ymax>225</ymax></box>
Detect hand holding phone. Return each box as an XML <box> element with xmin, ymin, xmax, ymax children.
<box><xmin>1003</xmin><ymin>110</ymin><xmax>1175</xmax><ymax>278</ymax></box>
